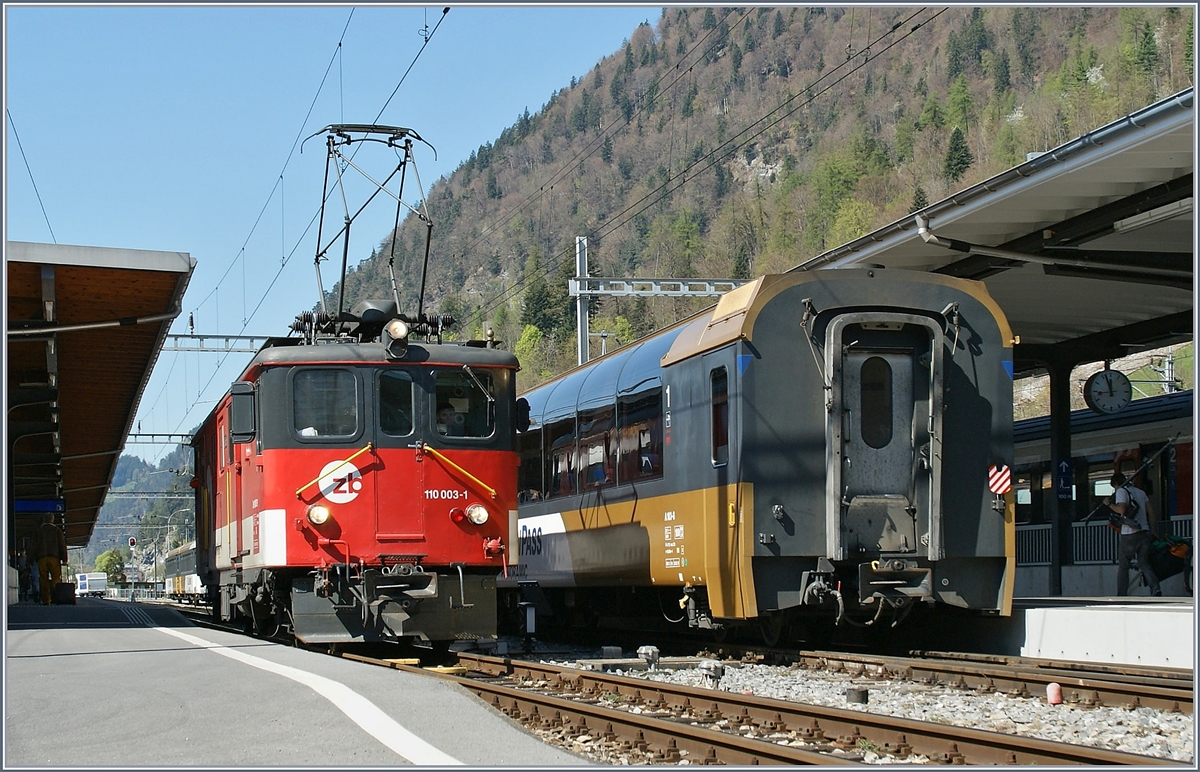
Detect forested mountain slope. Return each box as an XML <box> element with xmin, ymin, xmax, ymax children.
<box><xmin>330</xmin><ymin>6</ymin><xmax>1193</xmax><ymax>386</ymax></box>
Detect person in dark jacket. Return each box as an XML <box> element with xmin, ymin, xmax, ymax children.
<box><xmin>34</xmin><ymin>514</ymin><xmax>68</xmax><ymax>605</ymax></box>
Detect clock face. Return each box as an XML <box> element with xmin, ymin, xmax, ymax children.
<box><xmin>1083</xmin><ymin>370</ymin><xmax>1132</xmax><ymax>415</ymax></box>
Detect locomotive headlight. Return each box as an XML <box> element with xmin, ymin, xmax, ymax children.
<box><xmin>307</xmin><ymin>504</ymin><xmax>332</xmax><ymax>525</ymax></box>
<box><xmin>383</xmin><ymin>319</ymin><xmax>410</xmax><ymax>360</ymax></box>
<box><xmin>465</xmin><ymin>503</ymin><xmax>489</xmax><ymax>525</ymax></box>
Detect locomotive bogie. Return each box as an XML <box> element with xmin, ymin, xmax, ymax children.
<box><xmin>504</xmin><ymin>270</ymin><xmax>1016</xmax><ymax>633</ymax></box>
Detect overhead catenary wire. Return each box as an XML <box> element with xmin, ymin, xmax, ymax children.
<box><xmin>161</xmin><ymin>8</ymin><xmax>448</xmax><ymax>441</ymax></box>
<box><xmin>453</xmin><ymin>8</ymin><xmax>748</xmax><ymax>279</ymax></box>
<box><xmin>7</xmin><ymin>108</ymin><xmax>57</xmax><ymax>244</ymax></box>
<box><xmin>467</xmin><ymin>8</ymin><xmax>941</xmax><ymax>329</ymax></box>
<box><xmin>458</xmin><ymin>8</ymin><xmax>754</xmax><ymax>331</ymax></box>
<box><xmin>143</xmin><ymin>8</ymin><xmax>358</xmax><ymax>440</ymax></box>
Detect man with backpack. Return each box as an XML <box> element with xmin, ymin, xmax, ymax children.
<box><xmin>1106</xmin><ymin>471</ymin><xmax>1161</xmax><ymax>597</ymax></box>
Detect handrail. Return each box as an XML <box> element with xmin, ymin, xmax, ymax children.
<box><xmin>295</xmin><ymin>443</ymin><xmax>374</xmax><ymax>497</ymax></box>
<box><xmin>420</xmin><ymin>443</ymin><xmax>497</xmax><ymax>500</ymax></box>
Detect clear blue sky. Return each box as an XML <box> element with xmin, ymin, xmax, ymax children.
<box><xmin>4</xmin><ymin>3</ymin><xmax>659</xmax><ymax>463</ymax></box>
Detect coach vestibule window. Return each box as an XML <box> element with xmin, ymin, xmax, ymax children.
<box><xmin>379</xmin><ymin>370</ymin><xmax>414</xmax><ymax>436</ymax></box>
<box><xmin>517</xmin><ymin>428</ymin><xmax>544</xmax><ymax>501</ymax></box>
<box><xmin>293</xmin><ymin>369</ymin><xmax>359</xmax><ymax>438</ymax></box>
<box><xmin>711</xmin><ymin>367</ymin><xmax>729</xmax><ymax>466</ymax></box>
<box><xmin>859</xmin><ymin>356</ymin><xmax>893</xmax><ymax>449</ymax></box>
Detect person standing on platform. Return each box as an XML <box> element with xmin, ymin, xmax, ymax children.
<box><xmin>34</xmin><ymin>514</ymin><xmax>67</xmax><ymax>605</ymax></box>
<box><xmin>1106</xmin><ymin>471</ymin><xmax>1161</xmax><ymax>597</ymax></box>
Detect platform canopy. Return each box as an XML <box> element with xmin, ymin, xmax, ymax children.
<box><xmin>795</xmin><ymin>88</ymin><xmax>1194</xmax><ymax>377</ymax></box>
<box><xmin>6</xmin><ymin>241</ymin><xmax>195</xmax><ymax>549</ymax></box>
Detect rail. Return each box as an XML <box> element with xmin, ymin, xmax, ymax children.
<box><xmin>447</xmin><ymin>653</ymin><xmax>1185</xmax><ymax>766</ymax></box>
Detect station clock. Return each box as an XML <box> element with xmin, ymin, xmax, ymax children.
<box><xmin>1083</xmin><ymin>368</ymin><xmax>1132</xmax><ymax>415</ymax></box>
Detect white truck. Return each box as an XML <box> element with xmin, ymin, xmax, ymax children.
<box><xmin>75</xmin><ymin>572</ymin><xmax>108</xmax><ymax>598</ymax></box>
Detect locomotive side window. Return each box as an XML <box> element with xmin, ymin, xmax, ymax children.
<box><xmin>434</xmin><ymin>369</ymin><xmax>495</xmax><ymax>438</ymax></box>
<box><xmin>378</xmin><ymin>370</ymin><xmax>414</xmax><ymax>436</ymax></box>
<box><xmin>293</xmin><ymin>369</ymin><xmax>359</xmax><ymax>438</ymax></box>
<box><xmin>711</xmin><ymin>367</ymin><xmax>729</xmax><ymax>466</ymax></box>
<box><xmin>617</xmin><ymin>387</ymin><xmax>663</xmax><ymax>483</ymax></box>
<box><xmin>859</xmin><ymin>356</ymin><xmax>893</xmax><ymax>449</ymax></box>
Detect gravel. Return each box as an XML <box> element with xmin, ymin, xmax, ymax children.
<box><xmin>512</xmin><ymin>644</ymin><xmax>1194</xmax><ymax>765</ymax></box>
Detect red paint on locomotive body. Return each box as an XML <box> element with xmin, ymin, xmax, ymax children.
<box><xmin>191</xmin><ymin>329</ymin><xmax>521</xmax><ymax>645</ymax></box>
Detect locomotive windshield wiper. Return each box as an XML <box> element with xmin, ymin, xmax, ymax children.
<box><xmin>461</xmin><ymin>364</ymin><xmax>494</xmax><ymax>403</ymax></box>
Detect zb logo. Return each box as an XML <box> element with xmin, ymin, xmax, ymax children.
<box><xmin>317</xmin><ymin>460</ymin><xmax>363</xmax><ymax>504</ymax></box>
<box><xmin>519</xmin><ymin>525</ymin><xmax>543</xmax><ymax>556</ymax></box>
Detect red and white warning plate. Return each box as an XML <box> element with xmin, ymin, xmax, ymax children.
<box><xmin>988</xmin><ymin>463</ymin><xmax>1012</xmax><ymax>494</ymax></box>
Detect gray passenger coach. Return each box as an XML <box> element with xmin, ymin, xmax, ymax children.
<box><xmin>503</xmin><ymin>269</ymin><xmax>1015</xmax><ymax>641</ymax></box>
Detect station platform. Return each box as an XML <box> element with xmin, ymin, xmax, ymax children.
<box><xmin>5</xmin><ymin>598</ymin><xmax>587</xmax><ymax>767</ymax></box>
<box><xmin>1013</xmin><ymin>597</ymin><xmax>1195</xmax><ymax>669</ymax></box>
<box><xmin>919</xmin><ymin>596</ymin><xmax>1195</xmax><ymax>670</ymax></box>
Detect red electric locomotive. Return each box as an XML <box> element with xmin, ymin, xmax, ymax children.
<box><xmin>190</xmin><ymin>125</ymin><xmax>521</xmax><ymax>646</ymax></box>
<box><xmin>191</xmin><ymin>306</ymin><xmax>521</xmax><ymax>645</ymax></box>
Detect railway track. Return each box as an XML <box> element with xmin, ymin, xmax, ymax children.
<box><xmin>603</xmin><ymin>631</ymin><xmax>1194</xmax><ymax>716</ymax></box>
<box><xmin>166</xmin><ymin>603</ymin><xmax>1191</xmax><ymax>764</ymax></box>
<box><xmin>778</xmin><ymin>649</ymin><xmax>1193</xmax><ymax>715</ymax></box>
<box><xmin>338</xmin><ymin>651</ymin><xmax>1182</xmax><ymax>766</ymax></box>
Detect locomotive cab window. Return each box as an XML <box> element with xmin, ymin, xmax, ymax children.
<box><xmin>292</xmin><ymin>369</ymin><xmax>360</xmax><ymax>438</ymax></box>
<box><xmin>434</xmin><ymin>369</ymin><xmax>495</xmax><ymax>438</ymax></box>
<box><xmin>378</xmin><ymin>370</ymin><xmax>414</xmax><ymax>436</ymax></box>
<box><xmin>711</xmin><ymin>367</ymin><xmax>729</xmax><ymax>466</ymax></box>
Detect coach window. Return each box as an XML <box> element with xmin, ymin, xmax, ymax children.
<box><xmin>293</xmin><ymin>369</ymin><xmax>359</xmax><ymax>438</ymax></box>
<box><xmin>578</xmin><ymin>407</ymin><xmax>616</xmax><ymax>490</ymax></box>
<box><xmin>617</xmin><ymin>387</ymin><xmax>663</xmax><ymax>482</ymax></box>
<box><xmin>711</xmin><ymin>367</ymin><xmax>729</xmax><ymax>466</ymax></box>
<box><xmin>860</xmin><ymin>356</ymin><xmax>893</xmax><ymax>449</ymax></box>
<box><xmin>379</xmin><ymin>370</ymin><xmax>414</xmax><ymax>436</ymax></box>
<box><xmin>434</xmin><ymin>369</ymin><xmax>495</xmax><ymax>438</ymax></box>
<box><xmin>545</xmin><ymin>418</ymin><xmax>577</xmax><ymax>499</ymax></box>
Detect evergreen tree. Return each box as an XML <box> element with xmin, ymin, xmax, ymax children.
<box><xmin>1186</xmin><ymin>16</ymin><xmax>1194</xmax><ymax>80</ymax></box>
<box><xmin>917</xmin><ymin>93</ymin><xmax>946</xmax><ymax>129</ymax></box>
<box><xmin>520</xmin><ymin>254</ymin><xmax>556</xmax><ymax>332</ymax></box>
<box><xmin>948</xmin><ymin>76</ymin><xmax>975</xmax><ymax>131</ymax></box>
<box><xmin>910</xmin><ymin>186</ymin><xmax>929</xmax><ymax>213</ymax></box>
<box><xmin>943</xmin><ymin>127</ymin><xmax>974</xmax><ymax>182</ymax></box>
<box><xmin>601</xmin><ymin>135</ymin><xmax>613</xmax><ymax>164</ymax></box>
<box><xmin>994</xmin><ymin>50</ymin><xmax>1011</xmax><ymax>94</ymax></box>
<box><xmin>772</xmin><ymin>10</ymin><xmax>785</xmax><ymax>39</ymax></box>
<box><xmin>1135</xmin><ymin>21</ymin><xmax>1159</xmax><ymax>79</ymax></box>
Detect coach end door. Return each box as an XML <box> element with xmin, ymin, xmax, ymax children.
<box><xmin>826</xmin><ymin>316</ymin><xmax>944</xmax><ymax>562</ymax></box>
